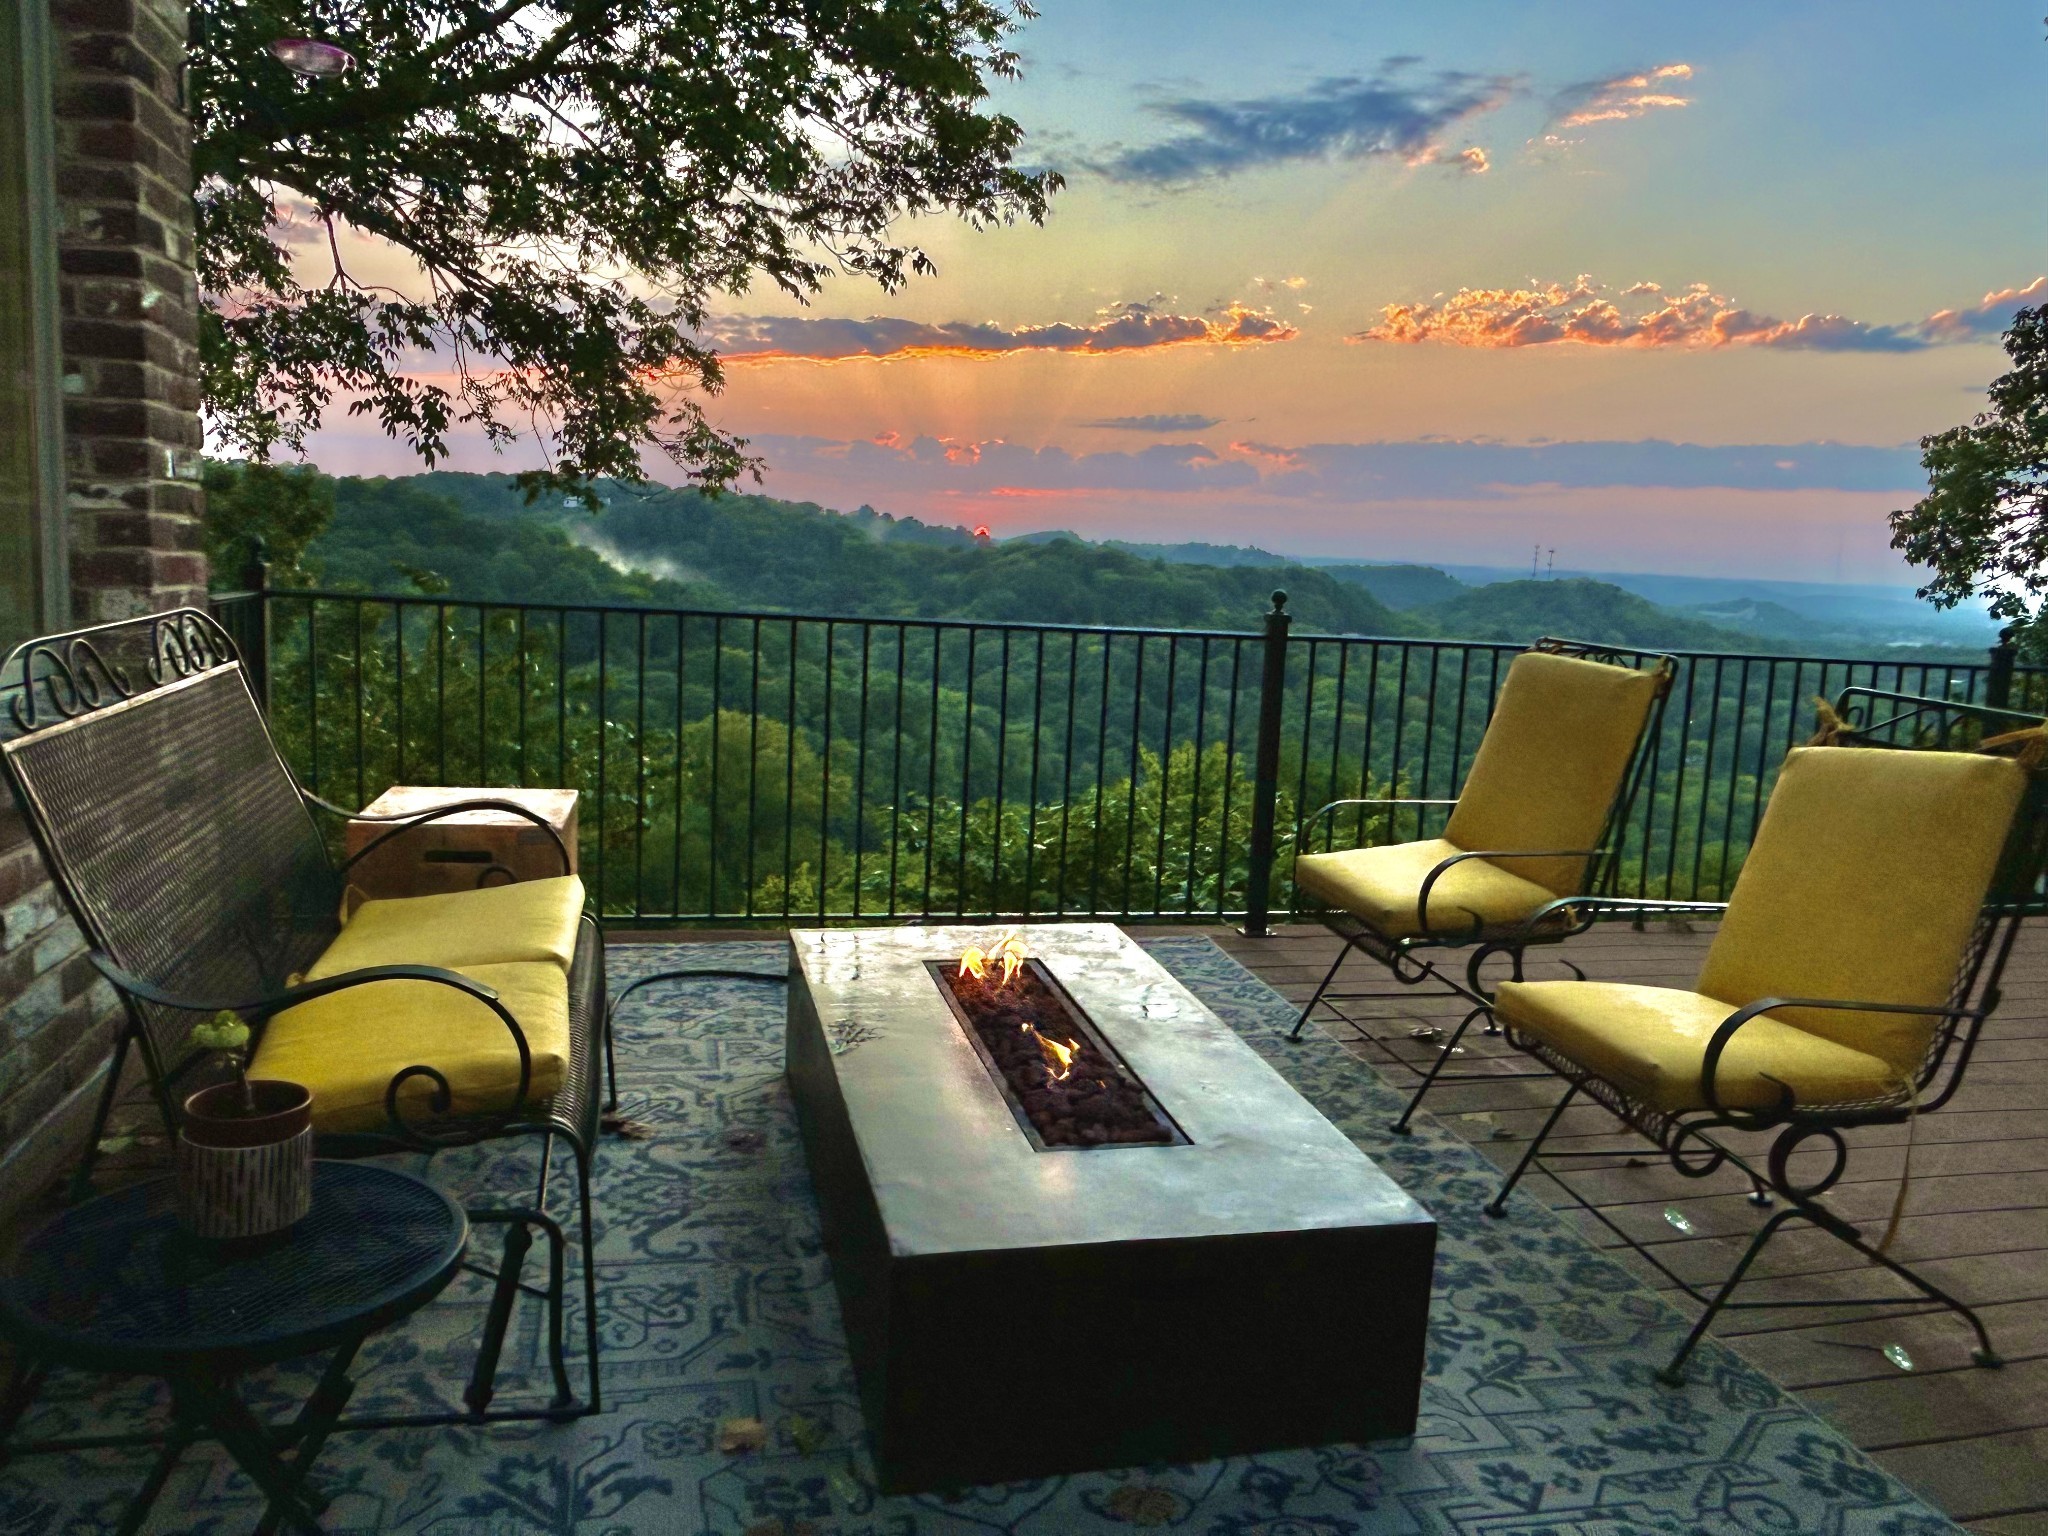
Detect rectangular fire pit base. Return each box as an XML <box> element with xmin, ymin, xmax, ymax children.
<box><xmin>787</xmin><ymin>925</ymin><xmax>1436</xmax><ymax>1494</ymax></box>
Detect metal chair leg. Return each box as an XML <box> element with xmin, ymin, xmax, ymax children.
<box><xmin>1802</xmin><ymin>1198</ymin><xmax>2003</xmax><ymax>1369</ymax></box>
<box><xmin>465</xmin><ymin>1218</ymin><xmax>534</xmax><ymax>1419</ymax></box>
<box><xmin>523</xmin><ymin>1204</ymin><xmax>575</xmax><ymax>1412</ymax></box>
<box><xmin>1484</xmin><ymin>1083</ymin><xmax>1579</xmax><ymax>1217</ymax></box>
<box><xmin>1390</xmin><ymin>1004</ymin><xmax>1488</xmax><ymax>1135</ymax></box>
<box><xmin>1658</xmin><ymin>1207</ymin><xmax>1800</xmax><ymax>1385</ymax></box>
<box><xmin>576</xmin><ymin>1142</ymin><xmax>603</xmax><ymax>1414</ymax></box>
<box><xmin>1290</xmin><ymin>944</ymin><xmax>1351</xmax><ymax>1041</ymax></box>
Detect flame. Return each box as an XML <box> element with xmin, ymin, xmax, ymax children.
<box><xmin>958</xmin><ymin>933</ymin><xmax>1028</xmax><ymax>986</ymax></box>
<box><xmin>1033</xmin><ymin>1030</ymin><xmax>1080</xmax><ymax>1082</ymax></box>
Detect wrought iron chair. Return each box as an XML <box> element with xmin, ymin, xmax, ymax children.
<box><xmin>1286</xmin><ymin>638</ymin><xmax>1676</xmax><ymax>1134</ymax></box>
<box><xmin>0</xmin><ymin>609</ymin><xmax>610</xmax><ymax>1424</ymax></box>
<box><xmin>1475</xmin><ymin>688</ymin><xmax>2048</xmax><ymax>1383</ymax></box>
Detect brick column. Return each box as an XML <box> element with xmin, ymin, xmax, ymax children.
<box><xmin>54</xmin><ymin>0</ymin><xmax>206</xmax><ymax>621</ymax></box>
<box><xmin>0</xmin><ymin>0</ymin><xmax>205</xmax><ymax>1220</ymax></box>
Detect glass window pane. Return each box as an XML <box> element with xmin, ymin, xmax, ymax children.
<box><xmin>0</xmin><ymin>0</ymin><xmax>58</xmax><ymax>650</ymax></box>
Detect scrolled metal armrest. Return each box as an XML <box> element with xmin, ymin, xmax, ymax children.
<box><xmin>89</xmin><ymin>951</ymin><xmax>536</xmax><ymax>1123</ymax></box>
<box><xmin>1698</xmin><ymin>994</ymin><xmax>1978</xmax><ymax>1117</ymax></box>
<box><xmin>302</xmin><ymin>790</ymin><xmax>573</xmax><ymax>879</ymax></box>
<box><xmin>1413</xmin><ymin>847</ymin><xmax>1607</xmax><ymax>942</ymax></box>
<box><xmin>1297</xmin><ymin>796</ymin><xmax>1458</xmax><ymax>846</ymax></box>
<box><xmin>1513</xmin><ymin>893</ymin><xmax>1730</xmax><ymax>931</ymax></box>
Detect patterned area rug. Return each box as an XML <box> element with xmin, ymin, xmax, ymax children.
<box><xmin>0</xmin><ymin>936</ymin><xmax>1959</xmax><ymax>1534</ymax></box>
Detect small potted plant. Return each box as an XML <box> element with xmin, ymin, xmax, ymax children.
<box><xmin>175</xmin><ymin>1011</ymin><xmax>315</xmax><ymax>1239</ymax></box>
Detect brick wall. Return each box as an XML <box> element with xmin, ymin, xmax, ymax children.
<box><xmin>54</xmin><ymin>0</ymin><xmax>206</xmax><ymax>622</ymax></box>
<box><xmin>0</xmin><ymin>0</ymin><xmax>204</xmax><ymax>1215</ymax></box>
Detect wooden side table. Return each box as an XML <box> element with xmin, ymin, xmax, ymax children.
<box><xmin>343</xmin><ymin>786</ymin><xmax>579</xmax><ymax>899</ymax></box>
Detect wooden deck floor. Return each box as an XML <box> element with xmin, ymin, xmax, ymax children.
<box><xmin>1193</xmin><ymin>918</ymin><xmax>2048</xmax><ymax>1536</ymax></box>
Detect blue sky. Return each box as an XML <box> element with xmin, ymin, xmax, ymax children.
<box><xmin>306</xmin><ymin>2</ymin><xmax>2048</xmax><ymax>583</ymax></box>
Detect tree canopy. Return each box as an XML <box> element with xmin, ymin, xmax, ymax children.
<box><xmin>192</xmin><ymin>1</ymin><xmax>1055</xmax><ymax>500</ymax></box>
<box><xmin>1891</xmin><ymin>305</ymin><xmax>2048</xmax><ymax>650</ymax></box>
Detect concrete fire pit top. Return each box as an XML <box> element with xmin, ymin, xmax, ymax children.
<box><xmin>789</xmin><ymin>923</ymin><xmax>1433</xmax><ymax>1256</ymax></box>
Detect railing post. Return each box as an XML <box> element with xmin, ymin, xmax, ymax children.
<box><xmin>240</xmin><ymin>537</ymin><xmax>271</xmax><ymax>715</ymax></box>
<box><xmin>1240</xmin><ymin>590</ymin><xmax>1291</xmax><ymax>937</ymax></box>
<box><xmin>1986</xmin><ymin>624</ymin><xmax>2019</xmax><ymax>712</ymax></box>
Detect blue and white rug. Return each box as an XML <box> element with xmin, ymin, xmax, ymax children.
<box><xmin>0</xmin><ymin>936</ymin><xmax>1958</xmax><ymax>1534</ymax></box>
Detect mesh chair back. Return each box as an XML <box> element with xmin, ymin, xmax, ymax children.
<box><xmin>0</xmin><ymin>613</ymin><xmax>339</xmax><ymax>1075</ymax></box>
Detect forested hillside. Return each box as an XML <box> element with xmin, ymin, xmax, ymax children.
<box><xmin>210</xmin><ymin>463</ymin><xmax>1799</xmax><ymax>652</ymax></box>
<box><xmin>1418</xmin><ymin>578</ymin><xmax>1757</xmax><ymax>650</ymax></box>
<box><xmin>210</xmin><ymin>462</ymin><xmax>1986</xmax><ymax>660</ymax></box>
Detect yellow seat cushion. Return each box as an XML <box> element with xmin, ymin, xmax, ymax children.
<box><xmin>1697</xmin><ymin>747</ymin><xmax>2024</xmax><ymax>1077</ymax></box>
<box><xmin>253</xmin><ymin>961</ymin><xmax>569</xmax><ymax>1133</ymax></box>
<box><xmin>1294</xmin><ymin>838</ymin><xmax>1558</xmax><ymax>939</ymax></box>
<box><xmin>306</xmin><ymin>875</ymin><xmax>587</xmax><ymax>980</ymax></box>
<box><xmin>1445</xmin><ymin>650</ymin><xmax>1662</xmax><ymax>897</ymax></box>
<box><xmin>1495</xmin><ymin>979</ymin><xmax>1902</xmax><ymax>1113</ymax></box>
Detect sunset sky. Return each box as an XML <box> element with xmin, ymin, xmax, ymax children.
<box><xmin>304</xmin><ymin>2</ymin><xmax>2048</xmax><ymax>584</ymax></box>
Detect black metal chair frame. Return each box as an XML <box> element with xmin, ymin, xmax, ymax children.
<box><xmin>0</xmin><ymin>609</ymin><xmax>617</xmax><ymax>1428</ymax></box>
<box><xmin>1286</xmin><ymin>637</ymin><xmax>1677</xmax><ymax>1136</ymax></box>
<box><xmin>1474</xmin><ymin>687</ymin><xmax>2048</xmax><ymax>1383</ymax></box>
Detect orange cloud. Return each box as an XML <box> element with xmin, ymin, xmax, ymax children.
<box><xmin>1349</xmin><ymin>276</ymin><xmax>1945</xmax><ymax>353</ymax></box>
<box><xmin>706</xmin><ymin>301</ymin><xmax>1298</xmax><ymax>365</ymax></box>
<box><xmin>1228</xmin><ymin>440</ymin><xmax>1304</xmax><ymax>470</ymax></box>
<box><xmin>1919</xmin><ymin>276</ymin><xmax>2048</xmax><ymax>342</ymax></box>
<box><xmin>1551</xmin><ymin>63</ymin><xmax>1693</xmax><ymax>130</ymax></box>
<box><xmin>1410</xmin><ymin>143</ymin><xmax>1491</xmax><ymax>174</ymax></box>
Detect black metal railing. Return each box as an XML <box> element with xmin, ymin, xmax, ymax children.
<box><xmin>207</xmin><ymin>585</ymin><xmax>2034</xmax><ymax>927</ymax></box>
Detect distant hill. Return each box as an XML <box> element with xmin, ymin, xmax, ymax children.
<box><xmin>299</xmin><ymin>472</ymin><xmax>1417</xmax><ymax>636</ymax></box>
<box><xmin>1321</xmin><ymin>563</ymin><xmax>1469</xmax><ymax>610</ymax></box>
<box><xmin>1413</xmin><ymin>578</ymin><xmax>1759</xmax><ymax>651</ymax></box>
<box><xmin>1681</xmin><ymin>598</ymin><xmax>1834</xmax><ymax>646</ymax></box>
<box><xmin>1423</xmin><ymin>561</ymin><xmax>1998</xmax><ymax>650</ymax></box>
<box><xmin>232</xmin><ymin>466</ymin><xmax>1976</xmax><ymax>658</ymax></box>
<box><xmin>312</xmin><ymin>475</ymin><xmax>721</xmax><ymax>608</ymax></box>
<box><xmin>1013</xmin><ymin>532</ymin><xmax>1291</xmax><ymax>568</ymax></box>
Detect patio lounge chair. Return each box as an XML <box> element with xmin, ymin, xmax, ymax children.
<box><xmin>0</xmin><ymin>609</ymin><xmax>609</xmax><ymax>1423</ymax></box>
<box><xmin>1287</xmin><ymin>638</ymin><xmax>1675</xmax><ymax>1133</ymax></box>
<box><xmin>1478</xmin><ymin>688</ymin><xmax>2048</xmax><ymax>1382</ymax></box>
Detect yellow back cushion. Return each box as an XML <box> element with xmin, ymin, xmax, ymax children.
<box><xmin>1697</xmin><ymin>746</ymin><xmax>2025</xmax><ymax>1077</ymax></box>
<box><xmin>1444</xmin><ymin>650</ymin><xmax>1662</xmax><ymax>896</ymax></box>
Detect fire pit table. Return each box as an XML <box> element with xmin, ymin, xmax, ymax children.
<box><xmin>786</xmin><ymin>923</ymin><xmax>1436</xmax><ymax>1492</ymax></box>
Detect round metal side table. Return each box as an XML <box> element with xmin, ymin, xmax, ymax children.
<box><xmin>0</xmin><ymin>1161</ymin><xmax>467</xmax><ymax>1535</ymax></box>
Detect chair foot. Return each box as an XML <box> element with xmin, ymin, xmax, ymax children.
<box><xmin>1974</xmin><ymin>1347</ymin><xmax>2005</xmax><ymax>1369</ymax></box>
<box><xmin>1655</xmin><ymin>1363</ymin><xmax>1687</xmax><ymax>1388</ymax></box>
<box><xmin>1746</xmin><ymin>1185</ymin><xmax>1774</xmax><ymax>1208</ymax></box>
<box><xmin>1482</xmin><ymin>1198</ymin><xmax>1507</xmax><ymax>1219</ymax></box>
<box><xmin>1388</xmin><ymin>1121</ymin><xmax>1413</xmax><ymax>1137</ymax></box>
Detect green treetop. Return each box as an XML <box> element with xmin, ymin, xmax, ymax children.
<box><xmin>193</xmin><ymin>1</ymin><xmax>1056</xmax><ymax>503</ymax></box>
<box><xmin>1891</xmin><ymin>306</ymin><xmax>2048</xmax><ymax>653</ymax></box>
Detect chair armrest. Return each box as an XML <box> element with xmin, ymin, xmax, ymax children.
<box><xmin>303</xmin><ymin>791</ymin><xmax>573</xmax><ymax>879</ymax></box>
<box><xmin>1413</xmin><ymin>847</ymin><xmax>1606</xmax><ymax>941</ymax></box>
<box><xmin>1512</xmin><ymin>893</ymin><xmax>1730</xmax><ymax>930</ymax></box>
<box><xmin>1298</xmin><ymin>797</ymin><xmax>1459</xmax><ymax>846</ymax></box>
<box><xmin>89</xmin><ymin>951</ymin><xmax>536</xmax><ymax>1129</ymax></box>
<box><xmin>1699</xmin><ymin>995</ymin><xmax>1977</xmax><ymax>1116</ymax></box>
